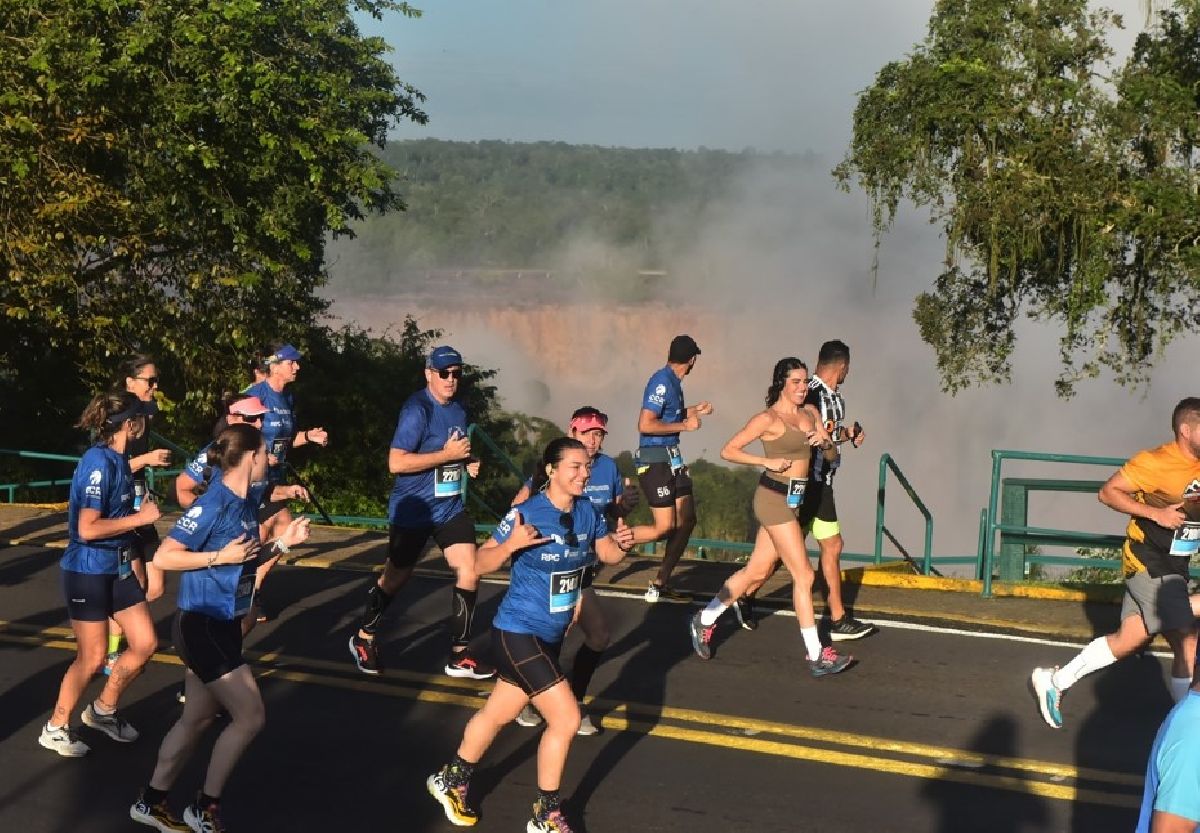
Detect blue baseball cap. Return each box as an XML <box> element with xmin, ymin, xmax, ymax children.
<box><xmin>266</xmin><ymin>344</ymin><xmax>302</xmax><ymax>363</ymax></box>
<box><xmin>427</xmin><ymin>345</ymin><xmax>463</xmax><ymax>371</ymax></box>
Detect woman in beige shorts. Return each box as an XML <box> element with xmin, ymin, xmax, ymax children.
<box><xmin>686</xmin><ymin>357</ymin><xmax>852</xmax><ymax>676</ymax></box>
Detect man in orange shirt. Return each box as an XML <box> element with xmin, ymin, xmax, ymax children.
<box><xmin>1030</xmin><ymin>398</ymin><xmax>1200</xmax><ymax>729</ymax></box>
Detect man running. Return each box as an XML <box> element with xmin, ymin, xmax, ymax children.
<box><xmin>630</xmin><ymin>334</ymin><xmax>712</xmax><ymax>602</ymax></box>
<box><xmin>348</xmin><ymin>345</ymin><xmax>493</xmax><ymax>679</ymax></box>
<box><xmin>1031</xmin><ymin>398</ymin><xmax>1200</xmax><ymax>729</ymax></box>
<box><xmin>800</xmin><ymin>339</ymin><xmax>875</xmax><ymax>640</ymax></box>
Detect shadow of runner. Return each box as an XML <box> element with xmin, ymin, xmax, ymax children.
<box><xmin>568</xmin><ymin>602</ymin><xmax>696</xmax><ymax>832</ymax></box>
<box><xmin>920</xmin><ymin>714</ymin><xmax>1049</xmax><ymax>833</ymax></box>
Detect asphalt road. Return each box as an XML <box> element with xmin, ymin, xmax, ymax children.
<box><xmin>0</xmin><ymin>544</ymin><xmax>1169</xmax><ymax>833</ymax></box>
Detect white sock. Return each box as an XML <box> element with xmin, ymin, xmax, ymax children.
<box><xmin>1170</xmin><ymin>676</ymin><xmax>1192</xmax><ymax>703</ymax></box>
<box><xmin>1051</xmin><ymin>637</ymin><xmax>1116</xmax><ymax>692</ymax></box>
<box><xmin>92</xmin><ymin>700</ymin><xmax>114</xmax><ymax>716</ymax></box>
<box><xmin>46</xmin><ymin>721</ymin><xmax>63</xmax><ymax>732</ymax></box>
<box><xmin>699</xmin><ymin>597</ymin><xmax>729</xmax><ymax>627</ymax></box>
<box><xmin>800</xmin><ymin>626</ymin><xmax>822</xmax><ymax>661</ymax></box>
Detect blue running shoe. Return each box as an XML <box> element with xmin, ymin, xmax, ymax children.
<box><xmin>1030</xmin><ymin>667</ymin><xmax>1063</xmax><ymax>728</ymax></box>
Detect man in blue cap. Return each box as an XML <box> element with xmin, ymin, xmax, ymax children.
<box><xmin>349</xmin><ymin>345</ymin><xmax>493</xmax><ymax>679</ymax></box>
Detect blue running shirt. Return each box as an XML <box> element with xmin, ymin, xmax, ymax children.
<box><xmin>61</xmin><ymin>445</ymin><xmax>136</xmax><ymax>575</ymax></box>
<box><xmin>1136</xmin><ymin>691</ymin><xmax>1200</xmax><ymax>831</ymax></box>
<box><xmin>491</xmin><ymin>493</ymin><xmax>607</xmax><ymax>642</ymax></box>
<box><xmin>639</xmin><ymin>366</ymin><xmax>685</xmax><ymax>448</ymax></box>
<box><xmin>169</xmin><ymin>480</ymin><xmax>261</xmax><ymax>621</ymax></box>
<box><xmin>388</xmin><ymin>388</ymin><xmax>469</xmax><ymax>528</ymax></box>
<box><xmin>181</xmin><ymin>442</ymin><xmax>214</xmax><ymax>486</ymax></box>
<box><xmin>243</xmin><ymin>381</ymin><xmax>294</xmax><ymax>482</ymax></box>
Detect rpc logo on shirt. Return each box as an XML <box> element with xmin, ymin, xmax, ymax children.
<box><xmin>649</xmin><ymin>384</ymin><xmax>667</xmax><ymax>405</ymax></box>
<box><xmin>179</xmin><ymin>505</ymin><xmax>203</xmax><ymax>534</ymax></box>
<box><xmin>85</xmin><ymin>469</ymin><xmax>103</xmax><ymax>498</ymax></box>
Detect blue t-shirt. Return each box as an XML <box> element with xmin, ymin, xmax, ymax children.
<box><xmin>639</xmin><ymin>366</ymin><xmax>685</xmax><ymax>448</ymax></box>
<box><xmin>181</xmin><ymin>442</ymin><xmax>213</xmax><ymax>485</ymax></box>
<box><xmin>388</xmin><ymin>388</ymin><xmax>469</xmax><ymax>528</ymax></box>
<box><xmin>491</xmin><ymin>493</ymin><xmax>607</xmax><ymax>642</ymax></box>
<box><xmin>169</xmin><ymin>480</ymin><xmax>261</xmax><ymax>621</ymax></box>
<box><xmin>1136</xmin><ymin>691</ymin><xmax>1200</xmax><ymax>831</ymax></box>
<box><xmin>244</xmin><ymin>380</ymin><xmax>295</xmax><ymax>482</ymax></box>
<box><xmin>61</xmin><ymin>445</ymin><xmax>136</xmax><ymax>575</ymax></box>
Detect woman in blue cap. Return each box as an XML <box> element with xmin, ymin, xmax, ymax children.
<box><xmin>242</xmin><ymin>342</ymin><xmax>326</xmax><ymax>617</ymax></box>
<box><xmin>39</xmin><ymin>391</ymin><xmax>162</xmax><ymax>758</ymax></box>
<box><xmin>427</xmin><ymin>436</ymin><xmax>635</xmax><ymax>833</ymax></box>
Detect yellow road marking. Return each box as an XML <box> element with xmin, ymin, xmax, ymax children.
<box><xmin>0</xmin><ymin>621</ymin><xmax>1141</xmax><ymax>804</ymax></box>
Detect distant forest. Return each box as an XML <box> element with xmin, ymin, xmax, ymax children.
<box><xmin>327</xmin><ymin>139</ymin><xmax>817</xmax><ymax>291</ymax></box>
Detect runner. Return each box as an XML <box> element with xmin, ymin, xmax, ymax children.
<box><xmin>1134</xmin><ymin>680</ymin><xmax>1200</xmax><ymax>833</ymax></box>
<box><xmin>1030</xmin><ymin>398</ymin><xmax>1200</xmax><ymax>729</ymax></box>
<box><xmin>348</xmin><ymin>345</ymin><xmax>492</xmax><ymax>679</ymax></box>
<box><xmin>629</xmin><ymin>334</ymin><xmax>713</xmax><ymax>602</ymax></box>
<box><xmin>130</xmin><ymin>423</ymin><xmax>311</xmax><ymax>833</ymax></box>
<box><xmin>242</xmin><ymin>343</ymin><xmax>327</xmax><ymax>618</ymax></box>
<box><xmin>100</xmin><ymin>356</ymin><xmax>171</xmax><ymax>676</ymax></box>
<box><xmin>686</xmin><ymin>358</ymin><xmax>853</xmax><ymax>676</ymax></box>
<box><xmin>799</xmin><ymin>340</ymin><xmax>875</xmax><ymax>640</ymax></box>
<box><xmin>427</xmin><ymin>437</ymin><xmax>635</xmax><ymax>831</ymax></box>
<box><xmin>39</xmin><ymin>391</ymin><xmax>161</xmax><ymax>758</ymax></box>
<box><xmin>512</xmin><ymin>406</ymin><xmax>640</xmax><ymax>735</ymax></box>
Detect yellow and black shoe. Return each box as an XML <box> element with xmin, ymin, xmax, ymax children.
<box><xmin>526</xmin><ymin>798</ymin><xmax>575</xmax><ymax>833</ymax></box>
<box><xmin>129</xmin><ymin>795</ymin><xmax>189</xmax><ymax>832</ymax></box>
<box><xmin>427</xmin><ymin>766</ymin><xmax>479</xmax><ymax>826</ymax></box>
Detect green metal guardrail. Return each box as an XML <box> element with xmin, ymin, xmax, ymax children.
<box><xmin>874</xmin><ymin>453</ymin><xmax>935</xmax><ymax>575</ymax></box>
<box><xmin>980</xmin><ymin>450</ymin><xmax>1130</xmax><ymax>598</ymax></box>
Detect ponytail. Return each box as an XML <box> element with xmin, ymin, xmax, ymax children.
<box><xmin>76</xmin><ymin>391</ymin><xmax>142</xmax><ymax>442</ymax></box>
<box><xmin>210</xmin><ymin>423</ymin><xmax>262</xmax><ymax>472</ymax></box>
<box><xmin>765</xmin><ymin>357</ymin><xmax>807</xmax><ymax>406</ymax></box>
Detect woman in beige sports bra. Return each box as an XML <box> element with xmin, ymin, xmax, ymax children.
<box><xmin>686</xmin><ymin>357</ymin><xmax>853</xmax><ymax>676</ymax></box>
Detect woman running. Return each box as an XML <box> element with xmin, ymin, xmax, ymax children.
<box><xmin>39</xmin><ymin>392</ymin><xmax>161</xmax><ymax>758</ymax></box>
<box><xmin>427</xmin><ymin>437</ymin><xmax>635</xmax><ymax>832</ymax></box>
<box><xmin>130</xmin><ymin>423</ymin><xmax>310</xmax><ymax>833</ymax></box>
<box><xmin>687</xmin><ymin>357</ymin><xmax>853</xmax><ymax>676</ymax></box>
<box><xmin>512</xmin><ymin>406</ymin><xmax>639</xmax><ymax>735</ymax></box>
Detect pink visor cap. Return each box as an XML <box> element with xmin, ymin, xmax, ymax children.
<box><xmin>229</xmin><ymin>396</ymin><xmax>268</xmax><ymax>417</ymax></box>
<box><xmin>570</xmin><ymin>413</ymin><xmax>608</xmax><ymax>433</ymax></box>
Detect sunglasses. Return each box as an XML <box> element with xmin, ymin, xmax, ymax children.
<box><xmin>436</xmin><ymin>368</ymin><xmax>463</xmax><ymax>380</ymax></box>
<box><xmin>134</xmin><ymin>375</ymin><xmax>159</xmax><ymax>386</ymax></box>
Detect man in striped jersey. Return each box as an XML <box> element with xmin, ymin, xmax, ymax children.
<box><xmin>801</xmin><ymin>340</ymin><xmax>876</xmax><ymax>641</ymax></box>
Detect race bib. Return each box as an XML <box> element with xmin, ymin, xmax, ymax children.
<box><xmin>668</xmin><ymin>445</ymin><xmax>684</xmax><ymax>474</ymax></box>
<box><xmin>116</xmin><ymin>547</ymin><xmax>133</xmax><ymax>580</ymax></box>
<box><xmin>787</xmin><ymin>478</ymin><xmax>808</xmax><ymax>509</ymax></box>
<box><xmin>133</xmin><ymin>482</ymin><xmax>146</xmax><ymax>511</ymax></box>
<box><xmin>1170</xmin><ymin>522</ymin><xmax>1200</xmax><ymax>557</ymax></box>
<box><xmin>434</xmin><ymin>463</ymin><xmax>464</xmax><ymax>498</ymax></box>
<box><xmin>549</xmin><ymin>566</ymin><xmax>585</xmax><ymax>613</ymax></box>
<box><xmin>234</xmin><ymin>570</ymin><xmax>256</xmax><ymax>618</ymax></box>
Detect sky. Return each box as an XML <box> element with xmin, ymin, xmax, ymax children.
<box><xmin>361</xmin><ymin>0</ymin><xmax>1151</xmax><ymax>155</ymax></box>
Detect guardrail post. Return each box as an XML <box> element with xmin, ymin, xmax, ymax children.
<box><xmin>874</xmin><ymin>454</ymin><xmax>889</xmax><ymax>565</ymax></box>
<box><xmin>999</xmin><ymin>479</ymin><xmax>1029</xmax><ymax>582</ymax></box>
<box><xmin>976</xmin><ymin>508</ymin><xmax>988</xmax><ymax>580</ymax></box>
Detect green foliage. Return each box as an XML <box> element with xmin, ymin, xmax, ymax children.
<box><xmin>1</xmin><ymin>0</ymin><xmax>426</xmax><ymax>419</ymax></box>
<box><xmin>1064</xmin><ymin>547</ymin><xmax>1123</xmax><ymax>584</ymax></box>
<box><xmin>835</xmin><ymin>0</ymin><xmax>1200</xmax><ymax>395</ymax></box>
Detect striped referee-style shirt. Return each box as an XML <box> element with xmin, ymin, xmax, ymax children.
<box><xmin>804</xmin><ymin>375</ymin><xmax>845</xmax><ymax>484</ymax></box>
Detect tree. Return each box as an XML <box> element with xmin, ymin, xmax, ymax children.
<box><xmin>1</xmin><ymin>0</ymin><xmax>426</xmax><ymax>425</ymax></box>
<box><xmin>835</xmin><ymin>0</ymin><xmax>1200</xmax><ymax>395</ymax></box>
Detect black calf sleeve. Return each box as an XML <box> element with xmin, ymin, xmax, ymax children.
<box><xmin>451</xmin><ymin>587</ymin><xmax>477</xmax><ymax>648</ymax></box>
<box><xmin>360</xmin><ymin>583</ymin><xmax>394</xmax><ymax>636</ymax></box>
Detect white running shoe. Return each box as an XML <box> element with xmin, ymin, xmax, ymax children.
<box><xmin>516</xmin><ymin>704</ymin><xmax>543</xmax><ymax>727</ymax></box>
<box><xmin>39</xmin><ymin>723</ymin><xmax>89</xmax><ymax>757</ymax></box>
<box><xmin>576</xmin><ymin>710</ymin><xmax>599</xmax><ymax>736</ymax></box>
<box><xmin>82</xmin><ymin>702</ymin><xmax>139</xmax><ymax>742</ymax></box>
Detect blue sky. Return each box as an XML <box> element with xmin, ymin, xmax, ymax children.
<box><xmin>361</xmin><ymin>0</ymin><xmax>1147</xmax><ymax>154</ymax></box>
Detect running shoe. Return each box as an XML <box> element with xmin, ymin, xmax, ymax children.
<box><xmin>688</xmin><ymin>611</ymin><xmax>715</xmax><ymax>660</ymax></box>
<box><xmin>445</xmin><ymin>652</ymin><xmax>495</xmax><ymax>680</ymax></box>
<box><xmin>427</xmin><ymin>767</ymin><xmax>479</xmax><ymax>826</ymax></box>
<box><xmin>183</xmin><ymin>803</ymin><xmax>226</xmax><ymax>833</ymax></box>
<box><xmin>516</xmin><ymin>704</ymin><xmax>544</xmax><ymax>727</ymax></box>
<box><xmin>527</xmin><ymin>799</ymin><xmax>574</xmax><ymax>833</ymax></box>
<box><xmin>733</xmin><ymin>598</ymin><xmax>757</xmax><ymax>631</ymax></box>
<box><xmin>102</xmin><ymin>650</ymin><xmax>121</xmax><ymax>676</ymax></box>
<box><xmin>576</xmin><ymin>708</ymin><xmax>599</xmax><ymax>737</ymax></box>
<box><xmin>131</xmin><ymin>795</ymin><xmax>189</xmax><ymax>832</ymax></box>
<box><xmin>828</xmin><ymin>615</ymin><xmax>877</xmax><ymax>641</ymax></box>
<box><xmin>807</xmin><ymin>645</ymin><xmax>852</xmax><ymax>678</ymax></box>
<box><xmin>348</xmin><ymin>633</ymin><xmax>380</xmax><ymax>675</ymax></box>
<box><xmin>176</xmin><ymin>688</ymin><xmax>186</xmax><ymax>704</ymax></box>
<box><xmin>38</xmin><ymin>723</ymin><xmax>89</xmax><ymax>757</ymax></box>
<box><xmin>645</xmin><ymin>581</ymin><xmax>689</xmax><ymax>603</ymax></box>
<box><xmin>81</xmin><ymin>702</ymin><xmax>139</xmax><ymax>742</ymax></box>
<box><xmin>1030</xmin><ymin>667</ymin><xmax>1063</xmax><ymax>729</ymax></box>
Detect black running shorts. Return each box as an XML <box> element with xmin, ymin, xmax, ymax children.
<box><xmin>173</xmin><ymin>610</ymin><xmax>245</xmax><ymax>684</ymax></box>
<box><xmin>492</xmin><ymin>628</ymin><xmax>565</xmax><ymax>696</ymax></box>
<box><xmin>130</xmin><ymin>524</ymin><xmax>160</xmax><ymax>561</ymax></box>
<box><xmin>636</xmin><ymin>462</ymin><xmax>693</xmax><ymax>509</ymax></box>
<box><xmin>62</xmin><ymin>570</ymin><xmax>146</xmax><ymax>622</ymax></box>
<box><xmin>387</xmin><ymin>511</ymin><xmax>477</xmax><ymax>569</ymax></box>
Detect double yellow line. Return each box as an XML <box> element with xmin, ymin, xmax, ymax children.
<box><xmin>0</xmin><ymin>620</ymin><xmax>1142</xmax><ymax>807</ymax></box>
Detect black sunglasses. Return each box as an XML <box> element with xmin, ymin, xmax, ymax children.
<box><xmin>134</xmin><ymin>375</ymin><xmax>159</xmax><ymax>386</ymax></box>
<box><xmin>437</xmin><ymin>368</ymin><xmax>463</xmax><ymax>380</ymax></box>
